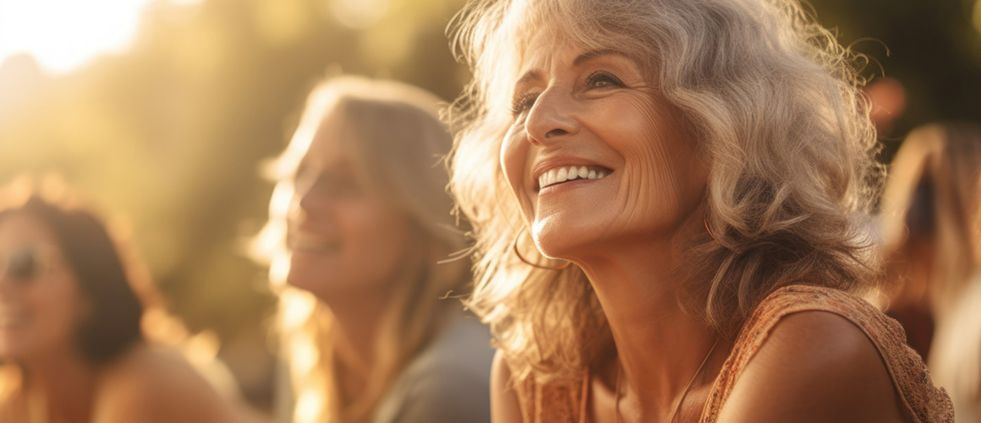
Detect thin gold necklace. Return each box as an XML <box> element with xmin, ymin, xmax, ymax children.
<box><xmin>615</xmin><ymin>338</ymin><xmax>720</xmax><ymax>423</ymax></box>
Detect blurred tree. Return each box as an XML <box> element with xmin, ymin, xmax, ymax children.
<box><xmin>0</xmin><ymin>0</ymin><xmax>977</xmax><ymax>411</ymax></box>
<box><xmin>810</xmin><ymin>0</ymin><xmax>981</xmax><ymax>157</ymax></box>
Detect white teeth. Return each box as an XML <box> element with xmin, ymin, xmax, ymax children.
<box><xmin>538</xmin><ymin>165</ymin><xmax>611</xmax><ymax>190</ymax></box>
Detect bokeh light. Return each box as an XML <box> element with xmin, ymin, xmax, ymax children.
<box><xmin>975</xmin><ymin>0</ymin><xmax>981</xmax><ymax>36</ymax></box>
<box><xmin>0</xmin><ymin>0</ymin><xmax>976</xmax><ymax>417</ymax></box>
<box><xmin>329</xmin><ymin>0</ymin><xmax>392</xmax><ymax>29</ymax></box>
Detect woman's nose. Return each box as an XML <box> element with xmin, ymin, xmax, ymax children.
<box><xmin>525</xmin><ymin>88</ymin><xmax>580</xmax><ymax>145</ymax></box>
<box><xmin>295</xmin><ymin>175</ymin><xmax>332</xmax><ymax>214</ymax></box>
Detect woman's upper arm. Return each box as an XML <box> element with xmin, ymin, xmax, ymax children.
<box><xmin>95</xmin><ymin>348</ymin><xmax>238</xmax><ymax>423</ymax></box>
<box><xmin>716</xmin><ymin>311</ymin><xmax>909</xmax><ymax>423</ymax></box>
<box><xmin>491</xmin><ymin>351</ymin><xmax>523</xmax><ymax>423</ymax></box>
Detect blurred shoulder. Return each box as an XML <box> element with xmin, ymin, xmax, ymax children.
<box><xmin>375</xmin><ymin>313</ymin><xmax>494</xmax><ymax>423</ymax></box>
<box><xmin>930</xmin><ymin>275</ymin><xmax>981</xmax><ymax>420</ymax></box>
<box><xmin>420</xmin><ymin>312</ymin><xmax>493</xmax><ymax>377</ymax></box>
<box><xmin>95</xmin><ymin>342</ymin><xmax>237</xmax><ymax>423</ymax></box>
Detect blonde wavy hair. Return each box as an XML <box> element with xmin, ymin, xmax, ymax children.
<box><xmin>253</xmin><ymin>76</ymin><xmax>471</xmax><ymax>422</ymax></box>
<box><xmin>447</xmin><ymin>0</ymin><xmax>883</xmax><ymax>383</ymax></box>
<box><xmin>879</xmin><ymin>123</ymin><xmax>981</xmax><ymax>311</ymax></box>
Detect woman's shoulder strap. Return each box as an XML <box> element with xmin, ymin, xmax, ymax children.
<box><xmin>701</xmin><ymin>284</ymin><xmax>953</xmax><ymax>423</ymax></box>
<box><xmin>513</xmin><ymin>368</ymin><xmax>588</xmax><ymax>423</ymax></box>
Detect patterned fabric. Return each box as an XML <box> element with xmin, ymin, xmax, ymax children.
<box><xmin>514</xmin><ymin>284</ymin><xmax>955</xmax><ymax>423</ymax></box>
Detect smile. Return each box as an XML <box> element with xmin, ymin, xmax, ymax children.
<box><xmin>537</xmin><ymin>165</ymin><xmax>610</xmax><ymax>190</ymax></box>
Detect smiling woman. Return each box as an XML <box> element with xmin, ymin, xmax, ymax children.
<box><xmin>0</xmin><ymin>182</ymin><xmax>238</xmax><ymax>423</ymax></box>
<box><xmin>0</xmin><ymin>0</ymin><xmax>155</xmax><ymax>74</ymax></box>
<box><xmin>447</xmin><ymin>0</ymin><xmax>954</xmax><ymax>422</ymax></box>
<box><xmin>255</xmin><ymin>75</ymin><xmax>492</xmax><ymax>423</ymax></box>
<box><xmin>502</xmin><ymin>39</ymin><xmax>706</xmax><ymax>262</ymax></box>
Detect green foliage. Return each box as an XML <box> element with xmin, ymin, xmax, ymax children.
<box><xmin>0</xmin><ymin>0</ymin><xmax>977</xmax><ymax>407</ymax></box>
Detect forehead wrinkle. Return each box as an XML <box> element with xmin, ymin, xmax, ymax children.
<box><xmin>572</xmin><ymin>48</ymin><xmax>632</xmax><ymax>67</ymax></box>
<box><xmin>513</xmin><ymin>26</ymin><xmax>592</xmax><ymax>83</ymax></box>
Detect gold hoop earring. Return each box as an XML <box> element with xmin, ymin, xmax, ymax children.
<box><xmin>511</xmin><ymin>227</ymin><xmax>571</xmax><ymax>271</ymax></box>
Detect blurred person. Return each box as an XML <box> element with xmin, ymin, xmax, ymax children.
<box><xmin>446</xmin><ymin>0</ymin><xmax>953</xmax><ymax>421</ymax></box>
<box><xmin>254</xmin><ymin>75</ymin><xmax>492</xmax><ymax>423</ymax></box>
<box><xmin>879</xmin><ymin>122</ymin><xmax>981</xmax><ymax>420</ymax></box>
<box><xmin>0</xmin><ymin>179</ymin><xmax>239</xmax><ymax>422</ymax></box>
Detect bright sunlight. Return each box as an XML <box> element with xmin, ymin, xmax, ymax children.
<box><xmin>0</xmin><ymin>0</ymin><xmax>162</xmax><ymax>74</ymax></box>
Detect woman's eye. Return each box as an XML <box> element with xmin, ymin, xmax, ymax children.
<box><xmin>586</xmin><ymin>72</ymin><xmax>624</xmax><ymax>89</ymax></box>
<box><xmin>319</xmin><ymin>175</ymin><xmax>361</xmax><ymax>197</ymax></box>
<box><xmin>296</xmin><ymin>170</ymin><xmax>362</xmax><ymax>198</ymax></box>
<box><xmin>511</xmin><ymin>93</ymin><xmax>538</xmax><ymax>116</ymax></box>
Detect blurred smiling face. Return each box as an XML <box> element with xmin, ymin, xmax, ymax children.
<box><xmin>285</xmin><ymin>114</ymin><xmax>415</xmax><ymax>300</ymax></box>
<box><xmin>501</xmin><ymin>31</ymin><xmax>708</xmax><ymax>261</ymax></box>
<box><xmin>0</xmin><ymin>213</ymin><xmax>84</xmax><ymax>360</ymax></box>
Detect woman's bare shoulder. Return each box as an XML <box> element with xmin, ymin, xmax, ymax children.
<box><xmin>95</xmin><ymin>343</ymin><xmax>237</xmax><ymax>423</ymax></box>
<box><xmin>716</xmin><ymin>310</ymin><xmax>909</xmax><ymax>423</ymax></box>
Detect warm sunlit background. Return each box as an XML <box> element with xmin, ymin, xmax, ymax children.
<box><xmin>0</xmin><ymin>0</ymin><xmax>979</xmax><ymax>414</ymax></box>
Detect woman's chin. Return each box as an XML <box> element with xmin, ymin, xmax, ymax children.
<box><xmin>284</xmin><ymin>267</ymin><xmax>327</xmax><ymax>294</ymax></box>
<box><xmin>533</xmin><ymin>228</ymin><xmax>595</xmax><ymax>263</ymax></box>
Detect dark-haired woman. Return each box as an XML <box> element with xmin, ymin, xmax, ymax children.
<box><xmin>0</xmin><ymin>190</ymin><xmax>237</xmax><ymax>423</ymax></box>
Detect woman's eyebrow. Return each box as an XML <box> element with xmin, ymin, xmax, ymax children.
<box><xmin>573</xmin><ymin>48</ymin><xmax>629</xmax><ymax>66</ymax></box>
<box><xmin>512</xmin><ymin>48</ymin><xmax>631</xmax><ymax>93</ymax></box>
<box><xmin>513</xmin><ymin>70</ymin><xmax>543</xmax><ymax>94</ymax></box>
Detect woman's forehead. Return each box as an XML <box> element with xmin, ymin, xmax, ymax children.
<box><xmin>299</xmin><ymin>134</ymin><xmax>355</xmax><ymax>174</ymax></box>
<box><xmin>0</xmin><ymin>213</ymin><xmax>56</xmax><ymax>248</ymax></box>
<box><xmin>511</xmin><ymin>18</ymin><xmax>646</xmax><ymax>69</ymax></box>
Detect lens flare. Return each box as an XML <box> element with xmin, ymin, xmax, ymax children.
<box><xmin>329</xmin><ymin>0</ymin><xmax>391</xmax><ymax>29</ymax></box>
<box><xmin>0</xmin><ymin>0</ymin><xmax>154</xmax><ymax>74</ymax></box>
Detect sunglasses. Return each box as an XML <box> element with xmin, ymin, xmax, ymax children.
<box><xmin>0</xmin><ymin>246</ymin><xmax>57</xmax><ymax>284</ymax></box>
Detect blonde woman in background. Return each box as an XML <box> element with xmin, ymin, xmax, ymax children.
<box><xmin>447</xmin><ymin>0</ymin><xmax>952</xmax><ymax>421</ymax></box>
<box><xmin>255</xmin><ymin>76</ymin><xmax>492</xmax><ymax>423</ymax></box>
<box><xmin>879</xmin><ymin>122</ymin><xmax>981</xmax><ymax>420</ymax></box>
<box><xmin>0</xmin><ymin>181</ymin><xmax>239</xmax><ymax>423</ymax></box>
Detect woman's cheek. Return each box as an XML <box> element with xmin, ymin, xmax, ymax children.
<box><xmin>501</xmin><ymin>133</ymin><xmax>536</xmax><ymax>222</ymax></box>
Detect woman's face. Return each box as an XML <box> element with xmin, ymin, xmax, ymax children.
<box><xmin>285</xmin><ymin>120</ymin><xmax>416</xmax><ymax>301</ymax></box>
<box><xmin>502</xmin><ymin>33</ymin><xmax>708</xmax><ymax>260</ymax></box>
<box><xmin>0</xmin><ymin>213</ymin><xmax>84</xmax><ymax>361</ymax></box>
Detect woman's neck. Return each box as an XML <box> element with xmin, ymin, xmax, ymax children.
<box><xmin>22</xmin><ymin>348</ymin><xmax>97</xmax><ymax>423</ymax></box>
<box><xmin>575</xmin><ymin>210</ymin><xmax>723</xmax><ymax>420</ymax></box>
<box><xmin>323</xmin><ymin>287</ymin><xmax>395</xmax><ymax>403</ymax></box>
<box><xmin>323</xmin><ymin>247</ymin><xmax>424</xmax><ymax>397</ymax></box>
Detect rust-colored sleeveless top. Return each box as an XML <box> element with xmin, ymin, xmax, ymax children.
<box><xmin>514</xmin><ymin>285</ymin><xmax>954</xmax><ymax>423</ymax></box>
